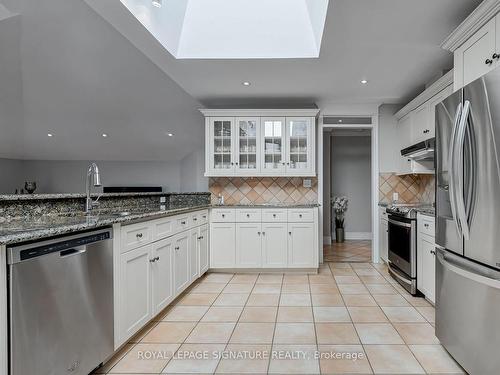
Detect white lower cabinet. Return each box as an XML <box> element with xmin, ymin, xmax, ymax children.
<box><xmin>151</xmin><ymin>238</ymin><xmax>174</xmax><ymax>314</ymax></box>
<box><xmin>198</xmin><ymin>224</ymin><xmax>209</xmax><ymax>275</ymax></box>
<box><xmin>210</xmin><ymin>223</ymin><xmax>236</xmax><ymax>268</ymax></box>
<box><xmin>189</xmin><ymin>228</ymin><xmax>199</xmax><ymax>282</ymax></box>
<box><xmin>173</xmin><ymin>232</ymin><xmax>190</xmax><ymax>295</ymax></box>
<box><xmin>378</xmin><ymin>207</ymin><xmax>388</xmax><ymax>263</ymax></box>
<box><xmin>417</xmin><ymin>213</ymin><xmax>436</xmax><ymax>304</ymax></box>
<box><xmin>287</xmin><ymin>222</ymin><xmax>315</xmax><ymax>267</ymax></box>
<box><xmin>262</xmin><ymin>223</ymin><xmax>288</xmax><ymax>267</ymax></box>
<box><xmin>236</xmin><ymin>223</ymin><xmax>262</xmax><ymax>267</ymax></box>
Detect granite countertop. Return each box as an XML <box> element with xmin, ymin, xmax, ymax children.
<box><xmin>0</xmin><ymin>204</ymin><xmax>210</xmax><ymax>245</ymax></box>
<box><xmin>211</xmin><ymin>203</ymin><xmax>320</xmax><ymax>208</ymax></box>
<box><xmin>0</xmin><ymin>192</ymin><xmax>209</xmax><ymax>201</ymax></box>
<box><xmin>415</xmin><ymin>207</ymin><xmax>435</xmax><ymax>217</ymax></box>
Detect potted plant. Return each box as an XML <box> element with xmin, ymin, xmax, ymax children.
<box><xmin>332</xmin><ymin>196</ymin><xmax>348</xmax><ymax>243</ymax></box>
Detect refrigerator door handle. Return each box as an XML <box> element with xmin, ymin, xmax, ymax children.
<box><xmin>448</xmin><ymin>102</ymin><xmax>463</xmax><ymax>236</ymax></box>
<box><xmin>456</xmin><ymin>100</ymin><xmax>471</xmax><ymax>240</ymax></box>
<box><xmin>437</xmin><ymin>248</ymin><xmax>500</xmax><ymax>289</ymax></box>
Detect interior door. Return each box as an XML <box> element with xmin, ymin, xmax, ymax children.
<box><xmin>463</xmin><ymin>68</ymin><xmax>500</xmax><ymax>269</ymax></box>
<box><xmin>435</xmin><ymin>89</ymin><xmax>463</xmax><ymax>255</ymax></box>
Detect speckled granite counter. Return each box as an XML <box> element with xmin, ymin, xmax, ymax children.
<box><xmin>416</xmin><ymin>207</ymin><xmax>435</xmax><ymax>217</ymax></box>
<box><xmin>211</xmin><ymin>203</ymin><xmax>319</xmax><ymax>208</ymax></box>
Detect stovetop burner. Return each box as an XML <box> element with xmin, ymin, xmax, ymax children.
<box><xmin>386</xmin><ymin>203</ymin><xmax>433</xmax><ymax>219</ymax></box>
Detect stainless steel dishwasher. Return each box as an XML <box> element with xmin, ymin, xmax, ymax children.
<box><xmin>7</xmin><ymin>228</ymin><xmax>114</xmax><ymax>375</ymax></box>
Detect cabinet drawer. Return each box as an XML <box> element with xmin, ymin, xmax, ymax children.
<box><xmin>288</xmin><ymin>209</ymin><xmax>314</xmax><ymax>222</ymax></box>
<box><xmin>379</xmin><ymin>207</ymin><xmax>388</xmax><ymax>221</ymax></box>
<box><xmin>211</xmin><ymin>208</ymin><xmax>235</xmax><ymax>222</ymax></box>
<box><xmin>121</xmin><ymin>222</ymin><xmax>152</xmax><ymax>253</ymax></box>
<box><xmin>236</xmin><ymin>209</ymin><xmax>262</xmax><ymax>222</ymax></box>
<box><xmin>262</xmin><ymin>209</ymin><xmax>287</xmax><ymax>222</ymax></box>
<box><xmin>174</xmin><ymin>215</ymin><xmax>190</xmax><ymax>232</ymax></box>
<box><xmin>198</xmin><ymin>210</ymin><xmax>209</xmax><ymax>225</ymax></box>
<box><xmin>418</xmin><ymin>216</ymin><xmax>435</xmax><ymax>237</ymax></box>
<box><xmin>153</xmin><ymin>217</ymin><xmax>174</xmax><ymax>241</ymax></box>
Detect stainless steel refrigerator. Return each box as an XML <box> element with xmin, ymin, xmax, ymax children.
<box><xmin>435</xmin><ymin>65</ymin><xmax>500</xmax><ymax>375</ymax></box>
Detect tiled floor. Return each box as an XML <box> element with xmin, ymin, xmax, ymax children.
<box><xmin>95</xmin><ymin>262</ymin><xmax>465</xmax><ymax>374</ymax></box>
<box><xmin>324</xmin><ymin>240</ymin><xmax>372</xmax><ymax>262</ymax></box>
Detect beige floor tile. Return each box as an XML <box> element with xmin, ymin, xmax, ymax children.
<box><xmin>281</xmin><ymin>283</ymin><xmax>310</xmax><ymax>293</ymax></box>
<box><xmin>96</xmin><ymin>344</ymin><xmax>134</xmax><ymax>373</ymax></box>
<box><xmin>330</xmin><ymin>262</ymin><xmax>353</xmax><ymax>269</ymax></box>
<box><xmin>313</xmin><ymin>306</ymin><xmax>351</xmax><ymax>323</ymax></box>
<box><xmin>359</xmin><ymin>275</ymin><xmax>389</xmax><ymax>284</ymax></box>
<box><xmin>348</xmin><ymin>307</ymin><xmax>388</xmax><ymax>323</ymax></box>
<box><xmin>277</xmin><ymin>307</ymin><xmax>314</xmax><ymax>322</ymax></box>
<box><xmin>230</xmin><ymin>322</ymin><xmax>275</xmax><ymax>344</ymax></box>
<box><xmin>381</xmin><ymin>307</ymin><xmax>426</xmax><ymax>323</ymax></box>
<box><xmin>222</xmin><ymin>283</ymin><xmax>254</xmax><ymax>294</ymax></box>
<box><xmin>215</xmin><ymin>344</ymin><xmax>271</xmax><ymax>374</ymax></box>
<box><xmin>185</xmin><ymin>322</ymin><xmax>236</xmax><ymax>344</ymax></box>
<box><xmin>142</xmin><ymin>322</ymin><xmax>196</xmax><ymax>343</ymax></box>
<box><xmin>279</xmin><ymin>293</ymin><xmax>311</xmax><ymax>307</ymax></box>
<box><xmin>343</xmin><ymin>294</ymin><xmax>377</xmax><ymax>307</ymax></box>
<box><xmin>230</xmin><ymin>274</ymin><xmax>258</xmax><ymax>284</ymax></box>
<box><xmin>393</xmin><ymin>323</ymin><xmax>440</xmax><ymax>344</ymax></box>
<box><xmin>416</xmin><ymin>306</ymin><xmax>435</xmax><ymax>323</ymax></box>
<box><xmin>364</xmin><ymin>344</ymin><xmax>425</xmax><ymax>374</ymax></box>
<box><xmin>350</xmin><ymin>263</ymin><xmax>374</xmax><ymax>269</ymax></box>
<box><xmin>334</xmin><ymin>275</ymin><xmax>362</xmax><ymax>284</ymax></box>
<box><xmin>403</xmin><ymin>294</ymin><xmax>432</xmax><ymax>307</ymax></box>
<box><xmin>273</xmin><ymin>323</ymin><xmax>316</xmax><ymax>344</ymax></box>
<box><xmin>268</xmin><ymin>344</ymin><xmax>320</xmax><ymax>374</ymax></box>
<box><xmin>283</xmin><ymin>274</ymin><xmax>310</xmax><ymax>284</ymax></box>
<box><xmin>192</xmin><ymin>282</ymin><xmax>227</xmax><ymax>293</ymax></box>
<box><xmin>256</xmin><ymin>274</ymin><xmax>283</xmax><ymax>284</ymax></box>
<box><xmin>201</xmin><ymin>307</ymin><xmax>243</xmax><ymax>322</ymax></box>
<box><xmin>129</xmin><ymin>320</ymin><xmax>159</xmax><ymax>343</ymax></box>
<box><xmin>203</xmin><ymin>273</ymin><xmax>234</xmax><ymax>283</ymax></box>
<box><xmin>163</xmin><ymin>343</ymin><xmax>225</xmax><ymax>373</ymax></box>
<box><xmin>366</xmin><ymin>283</ymin><xmax>398</xmax><ymax>295</ymax></box>
<box><xmin>372</xmin><ymin>294</ymin><xmax>411</xmax><ymax>307</ymax></box>
<box><xmin>179</xmin><ymin>293</ymin><xmax>218</xmax><ymax>306</ymax></box>
<box><xmin>213</xmin><ymin>293</ymin><xmax>249</xmax><ymax>306</ymax></box>
<box><xmin>331</xmin><ymin>268</ymin><xmax>357</xmax><ymax>276</ymax></box>
<box><xmin>338</xmin><ymin>284</ymin><xmax>370</xmax><ymax>295</ymax></box>
<box><xmin>409</xmin><ymin>344</ymin><xmax>465</xmax><ymax>374</ymax></box>
<box><xmin>315</xmin><ymin>323</ymin><xmax>360</xmax><ymax>344</ymax></box>
<box><xmin>252</xmin><ymin>284</ymin><xmax>282</xmax><ymax>294</ymax></box>
<box><xmin>354</xmin><ymin>323</ymin><xmax>404</xmax><ymax>344</ymax></box>
<box><xmin>309</xmin><ymin>274</ymin><xmax>336</xmax><ymax>284</ymax></box>
<box><xmin>163</xmin><ymin>306</ymin><xmax>209</xmax><ymax>322</ymax></box>
<box><xmin>353</xmin><ymin>268</ymin><xmax>381</xmax><ymax>276</ymax></box>
<box><xmin>310</xmin><ymin>283</ymin><xmax>340</xmax><ymax>294</ymax></box>
<box><xmin>318</xmin><ymin>344</ymin><xmax>372</xmax><ymax>374</ymax></box>
<box><xmin>239</xmin><ymin>306</ymin><xmax>278</xmax><ymax>322</ymax></box>
<box><xmin>109</xmin><ymin>343</ymin><xmax>179</xmax><ymax>373</ymax></box>
<box><xmin>246</xmin><ymin>294</ymin><xmax>280</xmax><ymax>307</ymax></box>
<box><xmin>311</xmin><ymin>293</ymin><xmax>345</xmax><ymax>307</ymax></box>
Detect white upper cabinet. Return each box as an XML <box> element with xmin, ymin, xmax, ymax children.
<box><xmin>202</xmin><ymin>109</ymin><xmax>318</xmax><ymax>177</ymax></box>
<box><xmin>411</xmin><ymin>102</ymin><xmax>430</xmax><ymax>144</ymax></box>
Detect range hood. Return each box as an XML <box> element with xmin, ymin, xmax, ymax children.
<box><xmin>401</xmin><ymin>138</ymin><xmax>435</xmax><ymax>161</ymax></box>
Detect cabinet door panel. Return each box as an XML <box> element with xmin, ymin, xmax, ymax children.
<box><xmin>236</xmin><ymin>223</ymin><xmax>262</xmax><ymax>267</ymax></box>
<box><xmin>189</xmin><ymin>229</ymin><xmax>199</xmax><ymax>282</ymax></box>
<box><xmin>262</xmin><ymin>223</ymin><xmax>288</xmax><ymax>267</ymax></box>
<box><xmin>397</xmin><ymin>114</ymin><xmax>413</xmax><ymax>174</ymax></box>
<box><xmin>199</xmin><ymin>224</ymin><xmax>209</xmax><ymax>275</ymax></box>
<box><xmin>412</xmin><ymin>103</ymin><xmax>430</xmax><ymax>143</ymax></box>
<box><xmin>235</xmin><ymin>117</ymin><xmax>260</xmax><ymax>175</ymax></box>
<box><xmin>174</xmin><ymin>232</ymin><xmax>190</xmax><ymax>295</ymax></box>
<box><xmin>120</xmin><ymin>245</ymin><xmax>152</xmax><ymax>341</ymax></box>
<box><xmin>261</xmin><ymin>117</ymin><xmax>286</xmax><ymax>174</ymax></box>
<box><xmin>152</xmin><ymin>238</ymin><xmax>173</xmax><ymax>315</ymax></box>
<box><xmin>379</xmin><ymin>219</ymin><xmax>388</xmax><ymax>262</ymax></box>
<box><xmin>286</xmin><ymin>117</ymin><xmax>313</xmax><ymax>175</ymax></box>
<box><xmin>288</xmin><ymin>223</ymin><xmax>315</xmax><ymax>267</ymax></box>
<box><xmin>209</xmin><ymin>117</ymin><xmax>235</xmax><ymax>175</ymax></box>
<box><xmin>421</xmin><ymin>238</ymin><xmax>436</xmax><ymax>304</ymax></box>
<box><xmin>210</xmin><ymin>223</ymin><xmax>236</xmax><ymax>268</ymax></box>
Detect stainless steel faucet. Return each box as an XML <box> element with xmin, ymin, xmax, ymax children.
<box><xmin>85</xmin><ymin>163</ymin><xmax>102</xmax><ymax>215</ymax></box>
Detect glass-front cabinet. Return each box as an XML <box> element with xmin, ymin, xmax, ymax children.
<box><xmin>204</xmin><ymin>110</ymin><xmax>317</xmax><ymax>176</ymax></box>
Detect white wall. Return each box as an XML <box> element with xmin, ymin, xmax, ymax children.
<box><xmin>322</xmin><ymin>134</ymin><xmax>331</xmax><ymax>242</ymax></box>
<box><xmin>378</xmin><ymin>104</ymin><xmax>402</xmax><ymax>173</ymax></box>
<box><xmin>331</xmin><ymin>135</ymin><xmax>372</xmax><ymax>235</ymax></box>
<box><xmin>180</xmin><ymin>149</ymin><xmax>208</xmax><ymax>192</ymax></box>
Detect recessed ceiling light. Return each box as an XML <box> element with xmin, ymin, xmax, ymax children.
<box><xmin>338</xmin><ymin>119</ymin><xmax>343</xmax><ymax>123</ymax></box>
<box><xmin>242</xmin><ymin>81</ymin><xmax>251</xmax><ymax>86</ymax></box>
<box><xmin>167</xmin><ymin>133</ymin><xmax>174</xmax><ymax>137</ymax></box>
<box><xmin>47</xmin><ymin>133</ymin><xmax>53</xmax><ymax>137</ymax></box>
<box><xmin>152</xmin><ymin>0</ymin><xmax>162</xmax><ymax>8</ymax></box>
<box><xmin>102</xmin><ymin>133</ymin><xmax>108</xmax><ymax>137</ymax></box>
<box><xmin>361</xmin><ymin>79</ymin><xmax>368</xmax><ymax>84</ymax></box>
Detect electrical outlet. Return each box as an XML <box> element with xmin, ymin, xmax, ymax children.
<box><xmin>392</xmin><ymin>192</ymin><xmax>399</xmax><ymax>202</ymax></box>
<box><xmin>160</xmin><ymin>196</ymin><xmax>166</xmax><ymax>203</ymax></box>
<box><xmin>303</xmin><ymin>179</ymin><xmax>312</xmax><ymax>188</ymax></box>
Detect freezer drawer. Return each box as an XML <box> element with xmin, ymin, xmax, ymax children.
<box><xmin>436</xmin><ymin>248</ymin><xmax>500</xmax><ymax>375</ymax></box>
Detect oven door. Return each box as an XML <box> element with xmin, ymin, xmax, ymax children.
<box><xmin>388</xmin><ymin>215</ymin><xmax>416</xmax><ymax>277</ymax></box>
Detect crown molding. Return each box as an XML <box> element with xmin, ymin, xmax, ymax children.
<box><xmin>441</xmin><ymin>0</ymin><xmax>500</xmax><ymax>52</ymax></box>
<box><xmin>199</xmin><ymin>108</ymin><xmax>320</xmax><ymax>117</ymax></box>
<box><xmin>395</xmin><ymin>70</ymin><xmax>453</xmax><ymax>120</ymax></box>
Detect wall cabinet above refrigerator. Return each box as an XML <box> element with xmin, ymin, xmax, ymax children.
<box><xmin>201</xmin><ymin>109</ymin><xmax>319</xmax><ymax>177</ymax></box>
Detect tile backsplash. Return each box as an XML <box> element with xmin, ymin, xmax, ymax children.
<box><xmin>209</xmin><ymin>177</ymin><xmax>318</xmax><ymax>205</ymax></box>
<box><xmin>379</xmin><ymin>173</ymin><xmax>435</xmax><ymax>205</ymax></box>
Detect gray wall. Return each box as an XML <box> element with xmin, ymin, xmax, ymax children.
<box><xmin>331</xmin><ymin>135</ymin><xmax>372</xmax><ymax>234</ymax></box>
<box><xmin>180</xmin><ymin>149</ymin><xmax>208</xmax><ymax>192</ymax></box>
<box><xmin>322</xmin><ymin>134</ymin><xmax>331</xmax><ymax>241</ymax></box>
<box><xmin>0</xmin><ymin>158</ymin><xmax>25</xmax><ymax>194</ymax></box>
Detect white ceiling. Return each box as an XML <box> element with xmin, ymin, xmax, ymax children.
<box><xmin>120</xmin><ymin>0</ymin><xmax>328</xmax><ymax>59</ymax></box>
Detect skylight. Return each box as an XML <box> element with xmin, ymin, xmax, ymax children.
<box><xmin>119</xmin><ymin>0</ymin><xmax>329</xmax><ymax>59</ymax></box>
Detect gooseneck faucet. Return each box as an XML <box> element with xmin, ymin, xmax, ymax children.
<box><xmin>85</xmin><ymin>163</ymin><xmax>102</xmax><ymax>215</ymax></box>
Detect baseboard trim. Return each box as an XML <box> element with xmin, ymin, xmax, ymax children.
<box><xmin>332</xmin><ymin>232</ymin><xmax>372</xmax><ymax>240</ymax></box>
<box><xmin>323</xmin><ymin>236</ymin><xmax>332</xmax><ymax>245</ymax></box>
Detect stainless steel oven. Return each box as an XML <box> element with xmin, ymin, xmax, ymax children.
<box><xmin>387</xmin><ymin>209</ymin><xmax>418</xmax><ymax>294</ymax></box>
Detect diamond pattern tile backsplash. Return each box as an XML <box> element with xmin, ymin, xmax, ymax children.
<box><xmin>379</xmin><ymin>173</ymin><xmax>435</xmax><ymax>205</ymax></box>
<box><xmin>209</xmin><ymin>177</ymin><xmax>318</xmax><ymax>205</ymax></box>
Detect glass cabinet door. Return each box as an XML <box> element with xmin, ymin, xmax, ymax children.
<box><xmin>210</xmin><ymin>118</ymin><xmax>234</xmax><ymax>173</ymax></box>
<box><xmin>236</xmin><ymin>117</ymin><xmax>260</xmax><ymax>174</ymax></box>
<box><xmin>286</xmin><ymin>117</ymin><xmax>312</xmax><ymax>173</ymax></box>
<box><xmin>261</xmin><ymin>117</ymin><xmax>286</xmax><ymax>174</ymax></box>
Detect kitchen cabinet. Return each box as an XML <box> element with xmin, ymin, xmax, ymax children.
<box><xmin>262</xmin><ymin>223</ymin><xmax>288</xmax><ymax>267</ymax></box>
<box><xmin>397</xmin><ymin>114</ymin><xmax>413</xmax><ymax>175</ymax></box>
<box><xmin>189</xmin><ymin>228</ymin><xmax>199</xmax><ymax>282</ymax></box>
<box><xmin>173</xmin><ymin>232</ymin><xmax>190</xmax><ymax>295</ymax></box>
<box><xmin>378</xmin><ymin>207</ymin><xmax>388</xmax><ymax>263</ymax></box>
<box><xmin>210</xmin><ymin>222</ymin><xmax>236</xmax><ymax>268</ymax></box>
<box><xmin>411</xmin><ymin>102</ymin><xmax>430</xmax><ymax>143</ymax></box>
<box><xmin>417</xmin><ymin>213</ymin><xmax>436</xmax><ymax>304</ymax></box>
<box><xmin>151</xmin><ymin>238</ymin><xmax>174</xmax><ymax>314</ymax></box>
<box><xmin>236</xmin><ymin>223</ymin><xmax>262</xmax><ymax>267</ymax></box>
<box><xmin>288</xmin><ymin>222</ymin><xmax>316</xmax><ymax>268</ymax></box>
<box><xmin>198</xmin><ymin>224</ymin><xmax>209</xmax><ymax>275</ymax></box>
<box><xmin>201</xmin><ymin>109</ymin><xmax>319</xmax><ymax>177</ymax></box>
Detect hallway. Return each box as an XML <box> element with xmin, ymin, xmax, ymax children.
<box><xmin>324</xmin><ymin>240</ymin><xmax>372</xmax><ymax>263</ymax></box>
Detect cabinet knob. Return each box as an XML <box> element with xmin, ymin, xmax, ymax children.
<box><xmin>289</xmin><ymin>231</ymin><xmax>292</xmax><ymax>235</ymax></box>
<box><xmin>235</xmin><ymin>162</ymin><xmax>239</xmax><ymax>165</ymax></box>
<box><xmin>299</xmin><ymin>214</ymin><xmax>303</xmax><ymax>218</ymax></box>
<box><xmin>485</xmin><ymin>58</ymin><xmax>493</xmax><ymax>65</ymax></box>
<box><xmin>273</xmin><ymin>214</ymin><xmax>276</xmax><ymax>218</ymax></box>
<box><xmin>231</xmin><ymin>162</ymin><xmax>234</xmax><ymax>165</ymax></box>
<box><xmin>257</xmin><ymin>231</ymin><xmax>261</xmax><ymax>235</ymax></box>
<box><xmin>181</xmin><ymin>221</ymin><xmax>186</xmax><ymax>225</ymax></box>
<box><xmin>175</xmin><ymin>246</ymin><xmax>180</xmax><ymax>251</ymax></box>
<box><xmin>247</xmin><ymin>214</ymin><xmax>250</xmax><ymax>218</ymax></box>
<box><xmin>430</xmin><ymin>250</ymin><xmax>436</xmax><ymax>255</ymax></box>
<box><xmin>193</xmin><ymin>217</ymin><xmax>197</xmax><ymax>221</ymax></box>
<box><xmin>282</xmin><ymin>162</ymin><xmax>286</xmax><ymax>165</ymax></box>
<box><xmin>262</xmin><ymin>231</ymin><xmax>265</xmax><ymax>235</ymax></box>
<box><xmin>493</xmin><ymin>53</ymin><xmax>500</xmax><ymax>60</ymax></box>
<box><xmin>136</xmin><ymin>233</ymin><xmax>143</xmax><ymax>238</ymax></box>
<box><xmin>222</xmin><ymin>214</ymin><xmax>225</xmax><ymax>218</ymax></box>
